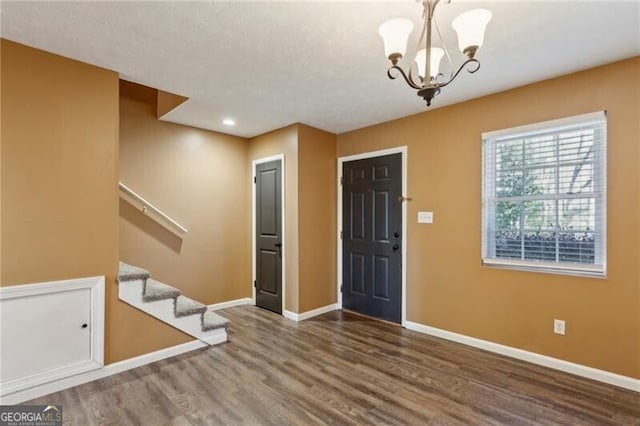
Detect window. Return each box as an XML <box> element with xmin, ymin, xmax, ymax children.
<box><xmin>482</xmin><ymin>111</ymin><xmax>606</xmax><ymax>276</ymax></box>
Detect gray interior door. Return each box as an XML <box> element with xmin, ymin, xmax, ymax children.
<box><xmin>255</xmin><ymin>160</ymin><xmax>283</xmax><ymax>314</ymax></box>
<box><xmin>342</xmin><ymin>153</ymin><xmax>402</xmax><ymax>323</ymax></box>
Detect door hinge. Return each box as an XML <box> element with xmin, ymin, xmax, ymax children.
<box><xmin>340</xmin><ymin>176</ymin><xmax>343</xmax><ymax>185</ymax></box>
<box><xmin>254</xmin><ymin>176</ymin><xmax>256</xmax><ymax>184</ymax></box>
<box><xmin>340</xmin><ymin>230</ymin><xmax>343</xmax><ymax>239</ymax></box>
<box><xmin>254</xmin><ymin>280</ymin><xmax>257</xmax><ymax>288</ymax></box>
<box><xmin>340</xmin><ymin>284</ymin><xmax>344</xmax><ymax>292</ymax></box>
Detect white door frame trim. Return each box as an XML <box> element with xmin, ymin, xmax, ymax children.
<box><xmin>252</xmin><ymin>154</ymin><xmax>286</xmax><ymax>315</ymax></box>
<box><xmin>337</xmin><ymin>146</ymin><xmax>408</xmax><ymax>327</ymax></box>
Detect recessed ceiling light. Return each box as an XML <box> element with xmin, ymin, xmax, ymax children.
<box><xmin>223</xmin><ymin>118</ymin><xmax>236</xmax><ymax>126</ymax></box>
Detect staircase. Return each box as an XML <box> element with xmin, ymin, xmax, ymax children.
<box><xmin>117</xmin><ymin>262</ymin><xmax>229</xmax><ymax>345</ymax></box>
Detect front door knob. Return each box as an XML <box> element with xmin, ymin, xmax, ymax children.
<box><xmin>392</xmin><ymin>244</ymin><xmax>399</xmax><ymax>251</ymax></box>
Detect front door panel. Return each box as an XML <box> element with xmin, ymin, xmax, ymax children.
<box><xmin>342</xmin><ymin>153</ymin><xmax>402</xmax><ymax>323</ymax></box>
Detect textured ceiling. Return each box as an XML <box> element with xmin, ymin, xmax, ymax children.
<box><xmin>1</xmin><ymin>1</ymin><xmax>639</xmax><ymax>138</ymax></box>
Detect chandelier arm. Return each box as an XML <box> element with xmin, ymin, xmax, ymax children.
<box><xmin>387</xmin><ymin>66</ymin><xmax>423</xmax><ymax>90</ymax></box>
<box><xmin>408</xmin><ymin>66</ymin><xmax>424</xmax><ymax>89</ymax></box>
<box><xmin>437</xmin><ymin>58</ymin><xmax>480</xmax><ymax>89</ymax></box>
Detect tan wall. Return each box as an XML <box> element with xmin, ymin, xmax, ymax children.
<box><xmin>337</xmin><ymin>58</ymin><xmax>640</xmax><ymax>379</ymax></box>
<box><xmin>119</xmin><ymin>82</ymin><xmax>250</xmax><ymax>303</ymax></box>
<box><xmin>156</xmin><ymin>89</ymin><xmax>188</xmax><ymax>118</ymax></box>
<box><xmin>1</xmin><ymin>39</ymin><xmax>119</xmax><ymax>287</ymax></box>
<box><xmin>298</xmin><ymin>125</ymin><xmax>337</xmax><ymax>312</ymax></box>
<box><xmin>248</xmin><ymin>126</ymin><xmax>299</xmax><ymax>312</ymax></box>
<box><xmin>0</xmin><ymin>40</ymin><xmax>123</xmax><ymax>360</ymax></box>
<box><xmin>117</xmin><ymin>81</ymin><xmax>251</xmax><ymax>361</ymax></box>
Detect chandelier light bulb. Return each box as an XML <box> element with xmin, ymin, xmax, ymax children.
<box><xmin>451</xmin><ymin>9</ymin><xmax>492</xmax><ymax>58</ymax></box>
<box><xmin>378</xmin><ymin>18</ymin><xmax>414</xmax><ymax>64</ymax></box>
<box><xmin>415</xmin><ymin>48</ymin><xmax>445</xmax><ymax>80</ymax></box>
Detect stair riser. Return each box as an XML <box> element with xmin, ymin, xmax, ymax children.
<box><xmin>119</xmin><ymin>279</ymin><xmax>147</xmax><ymax>304</ymax></box>
<box><xmin>120</xmin><ymin>281</ymin><xmax>177</xmax><ymax>318</ymax></box>
<box><xmin>171</xmin><ymin>313</ymin><xmax>206</xmax><ymax>335</ymax></box>
<box><xmin>173</xmin><ymin>316</ymin><xmax>227</xmax><ymax>342</ymax></box>
<box><xmin>200</xmin><ymin>328</ymin><xmax>227</xmax><ymax>345</ymax></box>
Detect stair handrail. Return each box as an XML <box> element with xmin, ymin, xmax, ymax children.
<box><xmin>119</xmin><ymin>182</ymin><xmax>188</xmax><ymax>234</ymax></box>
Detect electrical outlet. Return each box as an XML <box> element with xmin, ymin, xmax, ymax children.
<box><xmin>554</xmin><ymin>319</ymin><xmax>566</xmax><ymax>335</ymax></box>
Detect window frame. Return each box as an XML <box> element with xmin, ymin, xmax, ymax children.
<box><xmin>481</xmin><ymin>111</ymin><xmax>607</xmax><ymax>277</ymax></box>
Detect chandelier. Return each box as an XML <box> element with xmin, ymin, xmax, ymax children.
<box><xmin>378</xmin><ymin>0</ymin><xmax>492</xmax><ymax>106</ymax></box>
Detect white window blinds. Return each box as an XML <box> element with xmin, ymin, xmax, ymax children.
<box><xmin>482</xmin><ymin>111</ymin><xmax>606</xmax><ymax>276</ymax></box>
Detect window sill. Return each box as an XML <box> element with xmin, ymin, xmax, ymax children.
<box><xmin>482</xmin><ymin>259</ymin><xmax>606</xmax><ymax>279</ymax></box>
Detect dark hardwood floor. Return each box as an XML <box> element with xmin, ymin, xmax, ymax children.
<box><xmin>30</xmin><ymin>306</ymin><xmax>640</xmax><ymax>425</ymax></box>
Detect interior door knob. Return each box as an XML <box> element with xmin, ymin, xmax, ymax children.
<box><xmin>392</xmin><ymin>244</ymin><xmax>399</xmax><ymax>251</ymax></box>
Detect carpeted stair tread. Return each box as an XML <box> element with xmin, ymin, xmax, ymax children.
<box><xmin>143</xmin><ymin>279</ymin><xmax>181</xmax><ymax>302</ymax></box>
<box><xmin>202</xmin><ymin>309</ymin><xmax>230</xmax><ymax>331</ymax></box>
<box><xmin>175</xmin><ymin>295</ymin><xmax>207</xmax><ymax>317</ymax></box>
<box><xmin>118</xmin><ymin>261</ymin><xmax>151</xmax><ymax>282</ymax></box>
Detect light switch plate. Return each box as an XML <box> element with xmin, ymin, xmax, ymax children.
<box><xmin>418</xmin><ymin>211</ymin><xmax>433</xmax><ymax>224</ymax></box>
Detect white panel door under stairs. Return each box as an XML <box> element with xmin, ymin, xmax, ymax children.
<box><xmin>118</xmin><ymin>262</ymin><xmax>229</xmax><ymax>345</ymax></box>
<box><xmin>0</xmin><ymin>276</ymin><xmax>105</xmax><ymax>399</ymax></box>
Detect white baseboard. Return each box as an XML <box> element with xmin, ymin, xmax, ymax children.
<box><xmin>405</xmin><ymin>321</ymin><xmax>640</xmax><ymax>393</ymax></box>
<box><xmin>208</xmin><ymin>297</ymin><xmax>253</xmax><ymax>311</ymax></box>
<box><xmin>283</xmin><ymin>310</ymin><xmax>299</xmax><ymax>321</ymax></box>
<box><xmin>0</xmin><ymin>340</ymin><xmax>207</xmax><ymax>405</ymax></box>
<box><xmin>284</xmin><ymin>304</ymin><xmax>338</xmax><ymax>322</ymax></box>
